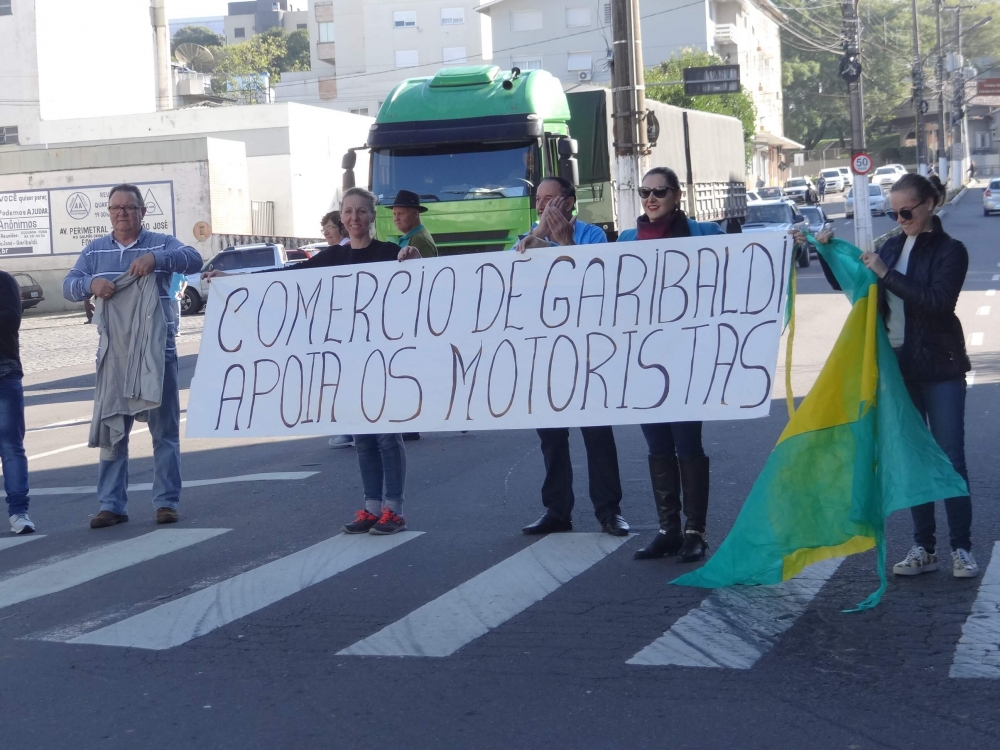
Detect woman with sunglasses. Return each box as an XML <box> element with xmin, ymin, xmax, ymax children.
<box><xmin>799</xmin><ymin>172</ymin><xmax>978</xmax><ymax>579</ymax></box>
<box><xmin>618</xmin><ymin>167</ymin><xmax>724</xmax><ymax>562</ymax></box>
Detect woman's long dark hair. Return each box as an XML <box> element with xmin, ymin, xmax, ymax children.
<box><xmin>891</xmin><ymin>172</ymin><xmax>946</xmax><ymax>207</ymax></box>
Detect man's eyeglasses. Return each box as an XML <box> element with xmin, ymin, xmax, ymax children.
<box><xmin>638</xmin><ymin>187</ymin><xmax>673</xmax><ymax>199</ymax></box>
<box><xmin>108</xmin><ymin>205</ymin><xmax>142</xmax><ymax>215</ymax></box>
<box><xmin>886</xmin><ymin>205</ymin><xmax>919</xmax><ymax>221</ymax></box>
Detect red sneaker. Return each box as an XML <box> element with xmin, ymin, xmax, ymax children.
<box><xmin>343</xmin><ymin>509</ymin><xmax>380</xmax><ymax>534</ymax></box>
<box><xmin>370</xmin><ymin>508</ymin><xmax>407</xmax><ymax>535</ymax></box>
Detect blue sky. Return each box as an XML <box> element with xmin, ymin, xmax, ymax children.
<box><xmin>166</xmin><ymin>0</ymin><xmax>231</xmax><ymax>20</ymax></box>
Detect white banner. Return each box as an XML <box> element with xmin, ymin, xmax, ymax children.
<box><xmin>186</xmin><ymin>232</ymin><xmax>790</xmax><ymax>438</ymax></box>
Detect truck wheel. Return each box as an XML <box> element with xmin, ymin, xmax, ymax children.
<box><xmin>796</xmin><ymin>245</ymin><xmax>811</xmax><ymax>268</ymax></box>
<box><xmin>181</xmin><ymin>288</ymin><xmax>202</xmax><ymax>316</ymax></box>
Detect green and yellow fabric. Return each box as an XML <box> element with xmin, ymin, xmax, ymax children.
<box><xmin>674</xmin><ymin>237</ymin><xmax>968</xmax><ymax>610</ymax></box>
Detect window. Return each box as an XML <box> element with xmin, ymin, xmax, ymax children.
<box><xmin>296</xmin><ymin>23</ymin><xmax>307</xmax><ymax>29</ymax></box>
<box><xmin>976</xmin><ymin>132</ymin><xmax>992</xmax><ymax>150</ymax></box>
<box><xmin>212</xmin><ymin>253</ymin><xmax>244</xmax><ymax>272</ymax></box>
<box><xmin>567</xmin><ymin>52</ymin><xmax>593</xmax><ymax>71</ymax></box>
<box><xmin>566</xmin><ymin>8</ymin><xmax>591</xmax><ymax>27</ymax></box>
<box><xmin>0</xmin><ymin>126</ymin><xmax>17</xmax><ymax>145</ymax></box>
<box><xmin>442</xmin><ymin>46</ymin><xmax>467</xmax><ymax>64</ymax></box>
<box><xmin>511</xmin><ymin>10</ymin><xmax>543</xmax><ymax>32</ymax></box>
<box><xmin>243</xmin><ymin>248</ymin><xmax>276</xmax><ymax>269</ymax></box>
<box><xmin>234</xmin><ymin>27</ymin><xmax>246</xmax><ymax>38</ymax></box>
<box><xmin>395</xmin><ymin>49</ymin><xmax>419</xmax><ymax>68</ymax></box>
<box><xmin>350</xmin><ymin>107</ymin><xmax>370</xmax><ymax>115</ymax></box>
<box><xmin>604</xmin><ymin>3</ymin><xmax>611</xmax><ymax>25</ymax></box>
<box><xmin>512</xmin><ymin>57</ymin><xmax>543</xmax><ymax>71</ymax></box>
<box><xmin>393</xmin><ymin>10</ymin><xmax>416</xmax><ymax>28</ymax></box>
<box><xmin>318</xmin><ymin>21</ymin><xmax>334</xmax><ymax>42</ymax></box>
<box><xmin>441</xmin><ymin>7</ymin><xmax>464</xmax><ymax>25</ymax></box>
<box><xmin>0</xmin><ymin>0</ymin><xmax>10</xmax><ymax>16</ymax></box>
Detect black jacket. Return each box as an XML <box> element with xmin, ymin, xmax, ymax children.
<box><xmin>820</xmin><ymin>216</ymin><xmax>970</xmax><ymax>382</ymax></box>
<box><xmin>0</xmin><ymin>271</ymin><xmax>22</xmax><ymax>377</ymax></box>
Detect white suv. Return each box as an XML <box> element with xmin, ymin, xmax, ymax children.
<box><xmin>984</xmin><ymin>179</ymin><xmax>1000</xmax><ymax>215</ymax></box>
<box><xmin>182</xmin><ymin>243</ymin><xmax>289</xmax><ymax>315</ymax></box>
<box><xmin>819</xmin><ymin>168</ymin><xmax>846</xmax><ymax>193</ymax></box>
<box><xmin>872</xmin><ymin>164</ymin><xmax>906</xmax><ymax>189</ymax></box>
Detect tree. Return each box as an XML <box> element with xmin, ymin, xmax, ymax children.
<box><xmin>259</xmin><ymin>27</ymin><xmax>312</xmax><ymax>76</ymax></box>
<box><xmin>171</xmin><ymin>25</ymin><xmax>225</xmax><ymax>73</ymax></box>
<box><xmin>645</xmin><ymin>49</ymin><xmax>758</xmax><ymax>166</ymax></box>
<box><xmin>212</xmin><ymin>34</ymin><xmax>287</xmax><ymax>104</ymax></box>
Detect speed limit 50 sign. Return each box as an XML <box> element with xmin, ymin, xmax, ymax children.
<box><xmin>851</xmin><ymin>152</ymin><xmax>874</xmax><ymax>175</ymax></box>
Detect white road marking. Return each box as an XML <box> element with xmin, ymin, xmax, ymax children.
<box><xmin>977</xmin><ymin>306</ymin><xmax>991</xmax><ymax>316</ymax></box>
<box><xmin>338</xmin><ymin>532</ymin><xmax>628</xmax><ymax>658</ymax></box>
<box><xmin>951</xmin><ymin>542</ymin><xmax>1000</xmax><ymax>679</ymax></box>
<box><xmin>987</xmin><ymin>290</ymin><xmax>997</xmax><ymax>297</ymax></box>
<box><xmin>22</xmin><ymin>418</ymin><xmax>186</xmax><ymax>463</ymax></box>
<box><xmin>626</xmin><ymin>557</ymin><xmax>843</xmax><ymax>668</ymax></box>
<box><xmin>69</xmin><ymin>531</ymin><xmax>422</xmax><ymax>650</ymax></box>
<box><xmin>992</xmin><ymin>274</ymin><xmax>1000</xmax><ymax>281</ymax></box>
<box><xmin>28</xmin><ymin>471</ymin><xmax>320</xmax><ymax>496</ymax></box>
<box><xmin>0</xmin><ymin>535</ymin><xmax>45</xmax><ymax>553</ymax></box>
<box><xmin>971</xmin><ymin>332</ymin><xmax>985</xmax><ymax>346</ymax></box>
<box><xmin>0</xmin><ymin>529</ymin><xmax>228</xmax><ymax>611</ymax></box>
<box><xmin>967</xmin><ymin>371</ymin><xmax>977</xmax><ymax>387</ymax></box>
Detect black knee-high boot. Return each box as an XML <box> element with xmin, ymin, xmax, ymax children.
<box><xmin>634</xmin><ymin>454</ymin><xmax>684</xmax><ymax>559</ymax></box>
<box><xmin>678</xmin><ymin>455</ymin><xmax>710</xmax><ymax>562</ymax></box>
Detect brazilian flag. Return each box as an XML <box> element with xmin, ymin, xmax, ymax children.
<box><xmin>673</xmin><ymin>237</ymin><xmax>969</xmax><ymax>610</ymax></box>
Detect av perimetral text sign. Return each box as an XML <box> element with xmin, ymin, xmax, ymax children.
<box><xmin>186</xmin><ymin>232</ymin><xmax>790</xmax><ymax>437</ymax></box>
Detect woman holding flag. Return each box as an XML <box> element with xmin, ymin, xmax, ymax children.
<box><xmin>617</xmin><ymin>167</ymin><xmax>724</xmax><ymax>563</ymax></box>
<box><xmin>800</xmin><ymin>172</ymin><xmax>978</xmax><ymax>579</ymax></box>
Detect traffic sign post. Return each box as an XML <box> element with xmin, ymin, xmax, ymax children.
<box><xmin>851</xmin><ymin>152</ymin><xmax>874</xmax><ymax>175</ymax></box>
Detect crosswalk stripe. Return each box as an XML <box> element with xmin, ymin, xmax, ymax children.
<box><xmin>950</xmin><ymin>541</ymin><xmax>1000</xmax><ymax>679</ymax></box>
<box><xmin>338</xmin><ymin>532</ymin><xmax>628</xmax><ymax>658</ymax></box>
<box><xmin>29</xmin><ymin>472</ymin><xmax>320</xmax><ymax>496</ymax></box>
<box><xmin>0</xmin><ymin>535</ymin><xmax>45</xmax><ymax>553</ymax></box>
<box><xmin>69</xmin><ymin>531</ymin><xmax>423</xmax><ymax>650</ymax></box>
<box><xmin>627</xmin><ymin>557</ymin><xmax>843</xmax><ymax>668</ymax></box>
<box><xmin>0</xmin><ymin>529</ymin><xmax>228</xmax><ymax>611</ymax></box>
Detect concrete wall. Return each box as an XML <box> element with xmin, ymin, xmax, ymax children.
<box><xmin>0</xmin><ymin>0</ymin><xmax>41</xmax><ymax>146</ymax></box>
<box><xmin>0</xmin><ymin>138</ymin><xmax>251</xmax><ymax>314</ymax></box>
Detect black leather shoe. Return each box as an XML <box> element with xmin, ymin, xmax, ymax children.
<box><xmin>522</xmin><ymin>514</ymin><xmax>573</xmax><ymax>535</ymax></box>
<box><xmin>601</xmin><ymin>515</ymin><xmax>630</xmax><ymax>537</ymax></box>
<box><xmin>634</xmin><ymin>529</ymin><xmax>683</xmax><ymax>559</ymax></box>
<box><xmin>678</xmin><ymin>530</ymin><xmax>708</xmax><ymax>562</ymax></box>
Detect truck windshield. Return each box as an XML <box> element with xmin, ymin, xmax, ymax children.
<box><xmin>372</xmin><ymin>142</ymin><xmax>539</xmax><ymax>203</ymax></box>
<box><xmin>746</xmin><ymin>205</ymin><xmax>791</xmax><ymax>224</ymax></box>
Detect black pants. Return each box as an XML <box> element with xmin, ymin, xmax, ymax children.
<box><xmin>536</xmin><ymin>427</ymin><xmax>623</xmax><ymax>523</ymax></box>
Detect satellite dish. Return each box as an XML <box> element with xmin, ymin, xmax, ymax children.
<box><xmin>175</xmin><ymin>44</ymin><xmax>214</xmax><ymax>68</ymax></box>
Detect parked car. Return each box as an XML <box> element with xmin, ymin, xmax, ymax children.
<box><xmin>13</xmin><ymin>272</ymin><xmax>44</xmax><ymax>310</ymax></box>
<box><xmin>797</xmin><ymin>205</ymin><xmax>834</xmax><ymax>258</ymax></box>
<box><xmin>286</xmin><ymin>244</ymin><xmax>322</xmax><ymax>263</ymax></box>
<box><xmin>983</xmin><ymin>178</ymin><xmax>1000</xmax><ymax>215</ymax></box>
<box><xmin>757</xmin><ymin>186</ymin><xmax>785</xmax><ymax>200</ymax></box>
<box><xmin>838</xmin><ymin>167</ymin><xmax>851</xmax><ymax>179</ymax></box>
<box><xmin>741</xmin><ymin>199</ymin><xmax>812</xmax><ymax>267</ymax></box>
<box><xmin>871</xmin><ymin>164</ymin><xmax>906</xmax><ymax>189</ymax></box>
<box><xmin>182</xmin><ymin>243</ymin><xmax>290</xmax><ymax>315</ymax></box>
<box><xmin>845</xmin><ymin>184</ymin><xmax>888</xmax><ymax>217</ymax></box>
<box><xmin>819</xmin><ymin>168</ymin><xmax>846</xmax><ymax>193</ymax></box>
<box><xmin>784</xmin><ymin>177</ymin><xmax>818</xmax><ymax>204</ymax></box>
<box><xmin>746</xmin><ymin>190</ymin><xmax>762</xmax><ymax>205</ymax></box>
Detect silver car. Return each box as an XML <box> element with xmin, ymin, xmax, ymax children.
<box><xmin>984</xmin><ymin>178</ymin><xmax>1000</xmax><ymax>215</ymax></box>
<box><xmin>845</xmin><ymin>184</ymin><xmax>888</xmax><ymax>217</ymax></box>
<box><xmin>742</xmin><ymin>199</ymin><xmax>811</xmax><ymax>267</ymax></box>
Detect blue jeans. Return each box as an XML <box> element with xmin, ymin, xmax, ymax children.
<box><xmin>640</xmin><ymin>422</ymin><xmax>705</xmax><ymax>459</ymax></box>
<box><xmin>904</xmin><ymin>377</ymin><xmax>972</xmax><ymax>552</ymax></box>
<box><xmin>0</xmin><ymin>374</ymin><xmax>30</xmax><ymax>516</ymax></box>
<box><xmin>354</xmin><ymin>433</ymin><xmax>406</xmax><ymax>505</ymax></box>
<box><xmin>96</xmin><ymin>351</ymin><xmax>181</xmax><ymax>514</ymax></box>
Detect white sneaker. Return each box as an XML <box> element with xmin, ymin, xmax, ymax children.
<box><xmin>9</xmin><ymin>513</ymin><xmax>36</xmax><ymax>535</ymax></box>
<box><xmin>952</xmin><ymin>549</ymin><xmax>979</xmax><ymax>578</ymax></box>
<box><xmin>328</xmin><ymin>435</ymin><xmax>354</xmax><ymax>448</ymax></box>
<box><xmin>892</xmin><ymin>545</ymin><xmax>938</xmax><ymax>576</ymax></box>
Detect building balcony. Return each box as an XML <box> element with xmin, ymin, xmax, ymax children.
<box><xmin>317</xmin><ymin>42</ymin><xmax>335</xmax><ymax>64</ymax></box>
<box><xmin>714</xmin><ymin>24</ymin><xmax>741</xmax><ymax>46</ymax></box>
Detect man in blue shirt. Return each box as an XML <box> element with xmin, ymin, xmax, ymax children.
<box><xmin>515</xmin><ymin>177</ymin><xmax>629</xmax><ymax>538</ymax></box>
<box><xmin>63</xmin><ymin>184</ymin><xmax>203</xmax><ymax>529</ymax></box>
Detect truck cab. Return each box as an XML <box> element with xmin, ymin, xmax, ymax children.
<box><xmin>344</xmin><ymin>65</ymin><xmax>578</xmax><ymax>255</ymax></box>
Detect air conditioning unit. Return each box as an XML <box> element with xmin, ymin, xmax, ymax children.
<box><xmin>578</xmin><ymin>70</ymin><xmax>593</xmax><ymax>81</ymax></box>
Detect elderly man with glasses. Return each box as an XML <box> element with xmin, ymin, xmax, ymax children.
<box><xmin>63</xmin><ymin>183</ymin><xmax>203</xmax><ymax>529</ymax></box>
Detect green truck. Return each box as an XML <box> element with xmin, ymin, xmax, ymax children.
<box><xmin>341</xmin><ymin>65</ymin><xmax>747</xmax><ymax>253</ymax></box>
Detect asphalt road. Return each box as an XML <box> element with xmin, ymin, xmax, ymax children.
<box><xmin>4</xmin><ymin>186</ymin><xmax>1000</xmax><ymax>749</ymax></box>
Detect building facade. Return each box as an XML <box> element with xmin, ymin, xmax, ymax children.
<box><xmin>0</xmin><ymin>0</ymin><xmax>157</xmax><ymax>148</ymax></box>
<box><xmin>275</xmin><ymin>0</ymin><xmax>492</xmax><ymax>116</ymax></box>
<box><xmin>225</xmin><ymin>1</ymin><xmax>308</xmax><ymax>45</ymax></box>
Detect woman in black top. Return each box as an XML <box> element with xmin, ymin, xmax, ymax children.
<box><xmin>801</xmin><ymin>173</ymin><xmax>977</xmax><ymax>579</ymax></box>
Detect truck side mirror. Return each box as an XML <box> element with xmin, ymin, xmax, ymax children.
<box><xmin>342</xmin><ymin>150</ymin><xmax>357</xmax><ymax>191</ymax></box>
<box><xmin>557</xmin><ymin>137</ymin><xmax>579</xmax><ymax>186</ymax></box>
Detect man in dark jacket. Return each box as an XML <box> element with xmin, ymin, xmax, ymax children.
<box><xmin>0</xmin><ymin>271</ymin><xmax>34</xmax><ymax>534</ymax></box>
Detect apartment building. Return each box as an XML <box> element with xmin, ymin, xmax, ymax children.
<box><xmin>275</xmin><ymin>0</ymin><xmax>491</xmax><ymax>116</ymax></box>
<box><xmin>224</xmin><ymin>0</ymin><xmax>308</xmax><ymax>45</ymax></box>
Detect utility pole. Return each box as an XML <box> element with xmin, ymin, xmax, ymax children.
<box><xmin>936</xmin><ymin>0</ymin><xmax>949</xmax><ymax>180</ymax></box>
<box><xmin>911</xmin><ymin>0</ymin><xmax>928</xmax><ymax>175</ymax></box>
<box><xmin>151</xmin><ymin>0</ymin><xmax>173</xmax><ymax>111</ymax></box>
<box><xmin>610</xmin><ymin>0</ymin><xmax>649</xmax><ymax>233</ymax></box>
<box><xmin>841</xmin><ymin>0</ymin><xmax>873</xmax><ymax>252</ymax></box>
<box><xmin>948</xmin><ymin>6</ymin><xmax>972</xmax><ymax>189</ymax></box>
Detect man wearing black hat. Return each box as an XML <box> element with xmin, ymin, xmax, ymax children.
<box><xmin>391</xmin><ymin>190</ymin><xmax>438</xmax><ymax>258</ymax></box>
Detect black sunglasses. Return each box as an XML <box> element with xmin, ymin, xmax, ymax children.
<box><xmin>886</xmin><ymin>205</ymin><xmax>919</xmax><ymax>221</ymax></box>
<box><xmin>638</xmin><ymin>186</ymin><xmax>674</xmax><ymax>199</ymax></box>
